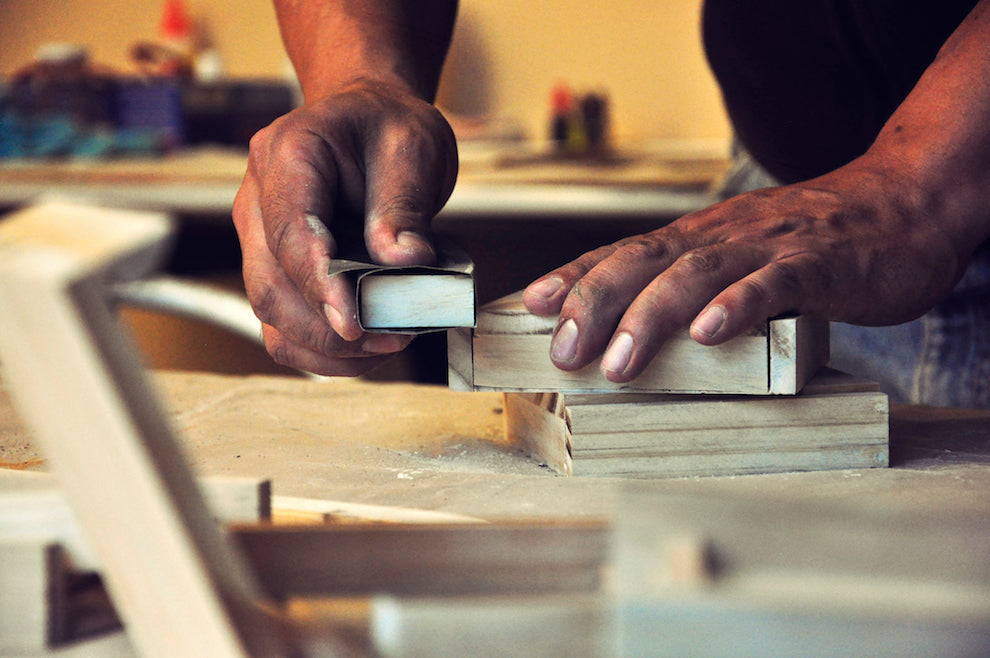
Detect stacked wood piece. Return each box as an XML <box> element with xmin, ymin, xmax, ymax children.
<box><xmin>453</xmin><ymin>291</ymin><xmax>888</xmax><ymax>478</ymax></box>
<box><xmin>504</xmin><ymin>369</ymin><xmax>889</xmax><ymax>478</ymax></box>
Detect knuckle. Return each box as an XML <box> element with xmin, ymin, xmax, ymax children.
<box><xmin>378</xmin><ymin>193</ymin><xmax>429</xmax><ymax>220</ymax></box>
<box><xmin>245</xmin><ymin>278</ymin><xmax>280</xmax><ymax>327</ymax></box>
<box><xmin>264</xmin><ymin>333</ymin><xmax>292</xmax><ymax>367</ymax></box>
<box><xmin>562</xmin><ymin>277</ymin><xmax>612</xmax><ymax>319</ymax></box>
<box><xmin>678</xmin><ymin>247</ymin><xmax>725</xmax><ymax>274</ymax></box>
<box><xmin>772</xmin><ymin>254</ymin><xmax>831</xmax><ymax>297</ymax></box>
<box><xmin>613</xmin><ymin>233</ymin><xmax>675</xmax><ymax>262</ymax></box>
<box><xmin>302</xmin><ymin>319</ymin><xmax>341</xmax><ymax>356</ymax></box>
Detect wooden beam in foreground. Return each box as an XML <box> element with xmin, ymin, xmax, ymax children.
<box><xmin>0</xmin><ymin>202</ymin><xmax>284</xmax><ymax>657</ymax></box>
<box><xmin>448</xmin><ymin>292</ymin><xmax>829</xmax><ymax>395</ymax></box>
<box><xmin>506</xmin><ymin>368</ymin><xmax>889</xmax><ymax>478</ymax></box>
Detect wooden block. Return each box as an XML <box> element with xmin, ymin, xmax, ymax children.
<box><xmin>613</xmin><ymin>488</ymin><xmax>990</xmax><ymax>656</ymax></box>
<box><xmin>1</xmin><ymin>470</ymin><xmax>272</xmax><ymax>571</ymax></box>
<box><xmin>0</xmin><ymin>540</ymin><xmax>68</xmax><ymax>654</ymax></box>
<box><xmin>446</xmin><ymin>327</ymin><xmax>475</xmax><ymax>391</ymax></box>
<box><xmin>231</xmin><ymin>521</ymin><xmax>608</xmax><ymax>599</ymax></box>
<box><xmin>0</xmin><ymin>201</ymin><xmax>284</xmax><ymax>657</ymax></box>
<box><xmin>371</xmin><ymin>594</ymin><xmax>608</xmax><ymax>658</ymax></box>
<box><xmin>448</xmin><ymin>291</ymin><xmax>829</xmax><ymax>394</ymax></box>
<box><xmin>507</xmin><ymin>368</ymin><xmax>888</xmax><ymax>478</ymax></box>
<box><xmin>503</xmin><ymin>393</ymin><xmax>573</xmax><ymax>475</ymax></box>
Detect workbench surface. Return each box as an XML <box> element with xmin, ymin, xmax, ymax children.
<box><xmin>3</xmin><ymin>370</ymin><xmax>989</xmax><ymax>521</ymax></box>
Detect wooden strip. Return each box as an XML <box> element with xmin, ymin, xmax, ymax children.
<box><xmin>566</xmin><ymin>389</ymin><xmax>887</xmax><ymax>435</ymax></box>
<box><xmin>0</xmin><ymin>540</ymin><xmax>67</xmax><ymax>653</ymax></box>
<box><xmin>503</xmin><ymin>393</ymin><xmax>573</xmax><ymax>475</ymax></box>
<box><xmin>0</xmin><ymin>202</ymin><xmax>284</xmax><ymax>657</ymax></box>
<box><xmin>455</xmin><ymin>292</ymin><xmax>829</xmax><ymax>394</ymax></box>
<box><xmin>508</xmin><ymin>370</ymin><xmax>888</xmax><ymax>478</ymax></box>
<box><xmin>371</xmin><ymin>594</ymin><xmax>608</xmax><ymax>658</ymax></box>
<box><xmin>472</xmin><ymin>332</ymin><xmax>770</xmax><ymax>393</ymax></box>
<box><xmin>231</xmin><ymin>521</ymin><xmax>608</xmax><ymax>599</ymax></box>
<box><xmin>446</xmin><ymin>327</ymin><xmax>474</xmax><ymax>392</ymax></box>
<box><xmin>571</xmin><ymin>445</ymin><xmax>888</xmax><ymax>478</ymax></box>
<box><xmin>769</xmin><ymin>314</ymin><xmax>831</xmax><ymax>394</ymax></box>
<box><xmin>1</xmin><ymin>471</ymin><xmax>273</xmax><ymax>571</ymax></box>
<box><xmin>615</xmin><ymin>488</ymin><xmax>990</xmax><ymax>596</ymax></box>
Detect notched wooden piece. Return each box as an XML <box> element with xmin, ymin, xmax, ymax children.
<box><xmin>505</xmin><ymin>368</ymin><xmax>888</xmax><ymax>479</ymax></box>
<box><xmin>449</xmin><ymin>292</ymin><xmax>829</xmax><ymax>395</ymax></box>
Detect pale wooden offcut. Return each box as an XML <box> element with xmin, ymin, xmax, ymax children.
<box><xmin>506</xmin><ymin>368</ymin><xmax>889</xmax><ymax>478</ymax></box>
<box><xmin>0</xmin><ymin>201</ymin><xmax>284</xmax><ymax>657</ymax></box>
<box><xmin>448</xmin><ymin>292</ymin><xmax>829</xmax><ymax>395</ymax></box>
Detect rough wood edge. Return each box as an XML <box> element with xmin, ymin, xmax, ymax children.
<box><xmin>446</xmin><ymin>327</ymin><xmax>475</xmax><ymax>391</ymax></box>
<box><xmin>769</xmin><ymin>315</ymin><xmax>830</xmax><ymax>394</ymax></box>
<box><xmin>503</xmin><ymin>393</ymin><xmax>573</xmax><ymax>475</ymax></box>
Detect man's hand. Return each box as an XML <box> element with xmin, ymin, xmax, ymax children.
<box><xmin>522</xmin><ymin>163</ymin><xmax>966</xmax><ymax>383</ymax></box>
<box><xmin>524</xmin><ymin>0</ymin><xmax>990</xmax><ymax>385</ymax></box>
<box><xmin>232</xmin><ymin>79</ymin><xmax>458</xmax><ymax>375</ymax></box>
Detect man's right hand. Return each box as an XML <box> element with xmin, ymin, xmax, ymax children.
<box><xmin>232</xmin><ymin>78</ymin><xmax>458</xmax><ymax>376</ymax></box>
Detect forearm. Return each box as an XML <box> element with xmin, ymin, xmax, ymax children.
<box><xmin>274</xmin><ymin>0</ymin><xmax>458</xmax><ymax>102</ymax></box>
<box><xmin>857</xmin><ymin>0</ymin><xmax>990</xmax><ymax>257</ymax></box>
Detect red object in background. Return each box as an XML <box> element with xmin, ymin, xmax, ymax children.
<box><xmin>550</xmin><ymin>81</ymin><xmax>574</xmax><ymax>116</ymax></box>
<box><xmin>159</xmin><ymin>0</ymin><xmax>192</xmax><ymax>42</ymax></box>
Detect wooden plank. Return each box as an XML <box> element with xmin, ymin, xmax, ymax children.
<box><xmin>769</xmin><ymin>312</ymin><xmax>831</xmax><ymax>394</ymax></box>
<box><xmin>370</xmin><ymin>594</ymin><xmax>609</xmax><ymax>658</ymax></box>
<box><xmin>507</xmin><ymin>369</ymin><xmax>888</xmax><ymax>478</ymax></box>
<box><xmin>0</xmin><ymin>540</ymin><xmax>68</xmax><ymax>654</ymax></box>
<box><xmin>446</xmin><ymin>327</ymin><xmax>474</xmax><ymax>392</ymax></box>
<box><xmin>503</xmin><ymin>393</ymin><xmax>572</xmax><ymax>475</ymax></box>
<box><xmin>1</xmin><ymin>470</ymin><xmax>273</xmax><ymax>570</ymax></box>
<box><xmin>230</xmin><ymin>521</ymin><xmax>608</xmax><ymax>599</ymax></box>
<box><xmin>451</xmin><ymin>292</ymin><xmax>828</xmax><ymax>394</ymax></box>
<box><xmin>0</xmin><ymin>201</ymin><xmax>284</xmax><ymax>657</ymax></box>
<box><xmin>614</xmin><ymin>488</ymin><xmax>990</xmax><ymax>657</ymax></box>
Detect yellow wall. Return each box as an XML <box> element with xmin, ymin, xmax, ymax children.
<box><xmin>0</xmin><ymin>0</ymin><xmax>730</xmax><ymax>147</ymax></box>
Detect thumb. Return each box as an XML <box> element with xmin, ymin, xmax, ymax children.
<box><xmin>364</xmin><ymin>189</ymin><xmax>439</xmax><ymax>267</ymax></box>
<box><xmin>362</xmin><ymin>123</ymin><xmax>457</xmax><ymax>266</ymax></box>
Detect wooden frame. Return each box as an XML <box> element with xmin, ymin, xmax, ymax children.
<box><xmin>0</xmin><ymin>201</ymin><xmax>284</xmax><ymax>656</ymax></box>
<box><xmin>505</xmin><ymin>368</ymin><xmax>889</xmax><ymax>478</ymax></box>
<box><xmin>448</xmin><ymin>292</ymin><xmax>829</xmax><ymax>395</ymax></box>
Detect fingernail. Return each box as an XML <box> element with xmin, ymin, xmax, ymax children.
<box><xmin>602</xmin><ymin>331</ymin><xmax>634</xmax><ymax>376</ymax></box>
<box><xmin>362</xmin><ymin>333</ymin><xmax>409</xmax><ymax>354</ymax></box>
<box><xmin>693</xmin><ymin>305</ymin><xmax>726</xmax><ymax>339</ymax></box>
<box><xmin>551</xmin><ymin>319</ymin><xmax>579</xmax><ymax>364</ymax></box>
<box><xmin>396</xmin><ymin>231</ymin><xmax>435</xmax><ymax>258</ymax></box>
<box><xmin>527</xmin><ymin>277</ymin><xmax>564</xmax><ymax>300</ymax></box>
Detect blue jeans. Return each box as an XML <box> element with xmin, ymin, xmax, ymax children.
<box><xmin>831</xmin><ymin>243</ymin><xmax>990</xmax><ymax>408</ymax></box>
<box><xmin>720</xmin><ymin>148</ymin><xmax>990</xmax><ymax>408</ymax></box>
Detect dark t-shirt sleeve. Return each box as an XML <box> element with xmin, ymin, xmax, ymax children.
<box><xmin>702</xmin><ymin>0</ymin><xmax>977</xmax><ymax>183</ymax></box>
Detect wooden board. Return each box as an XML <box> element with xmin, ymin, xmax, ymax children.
<box><xmin>507</xmin><ymin>368</ymin><xmax>889</xmax><ymax>478</ymax></box>
<box><xmin>232</xmin><ymin>521</ymin><xmax>607</xmax><ymax>599</ymax></box>
<box><xmin>0</xmin><ymin>540</ymin><xmax>68</xmax><ymax>654</ymax></box>
<box><xmin>0</xmin><ymin>470</ymin><xmax>272</xmax><ymax>571</ymax></box>
<box><xmin>448</xmin><ymin>292</ymin><xmax>829</xmax><ymax>395</ymax></box>
<box><xmin>0</xmin><ymin>201</ymin><xmax>284</xmax><ymax>657</ymax></box>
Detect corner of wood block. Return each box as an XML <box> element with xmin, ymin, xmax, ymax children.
<box><xmin>446</xmin><ymin>328</ymin><xmax>475</xmax><ymax>391</ymax></box>
<box><xmin>503</xmin><ymin>393</ymin><xmax>572</xmax><ymax>475</ymax></box>
<box><xmin>769</xmin><ymin>315</ymin><xmax>830</xmax><ymax>394</ymax></box>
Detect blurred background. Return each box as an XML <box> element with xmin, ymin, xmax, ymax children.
<box><xmin>0</xmin><ymin>0</ymin><xmax>730</xmax><ymax>147</ymax></box>
<box><xmin>0</xmin><ymin>0</ymin><xmax>736</xmax><ymax>382</ymax></box>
